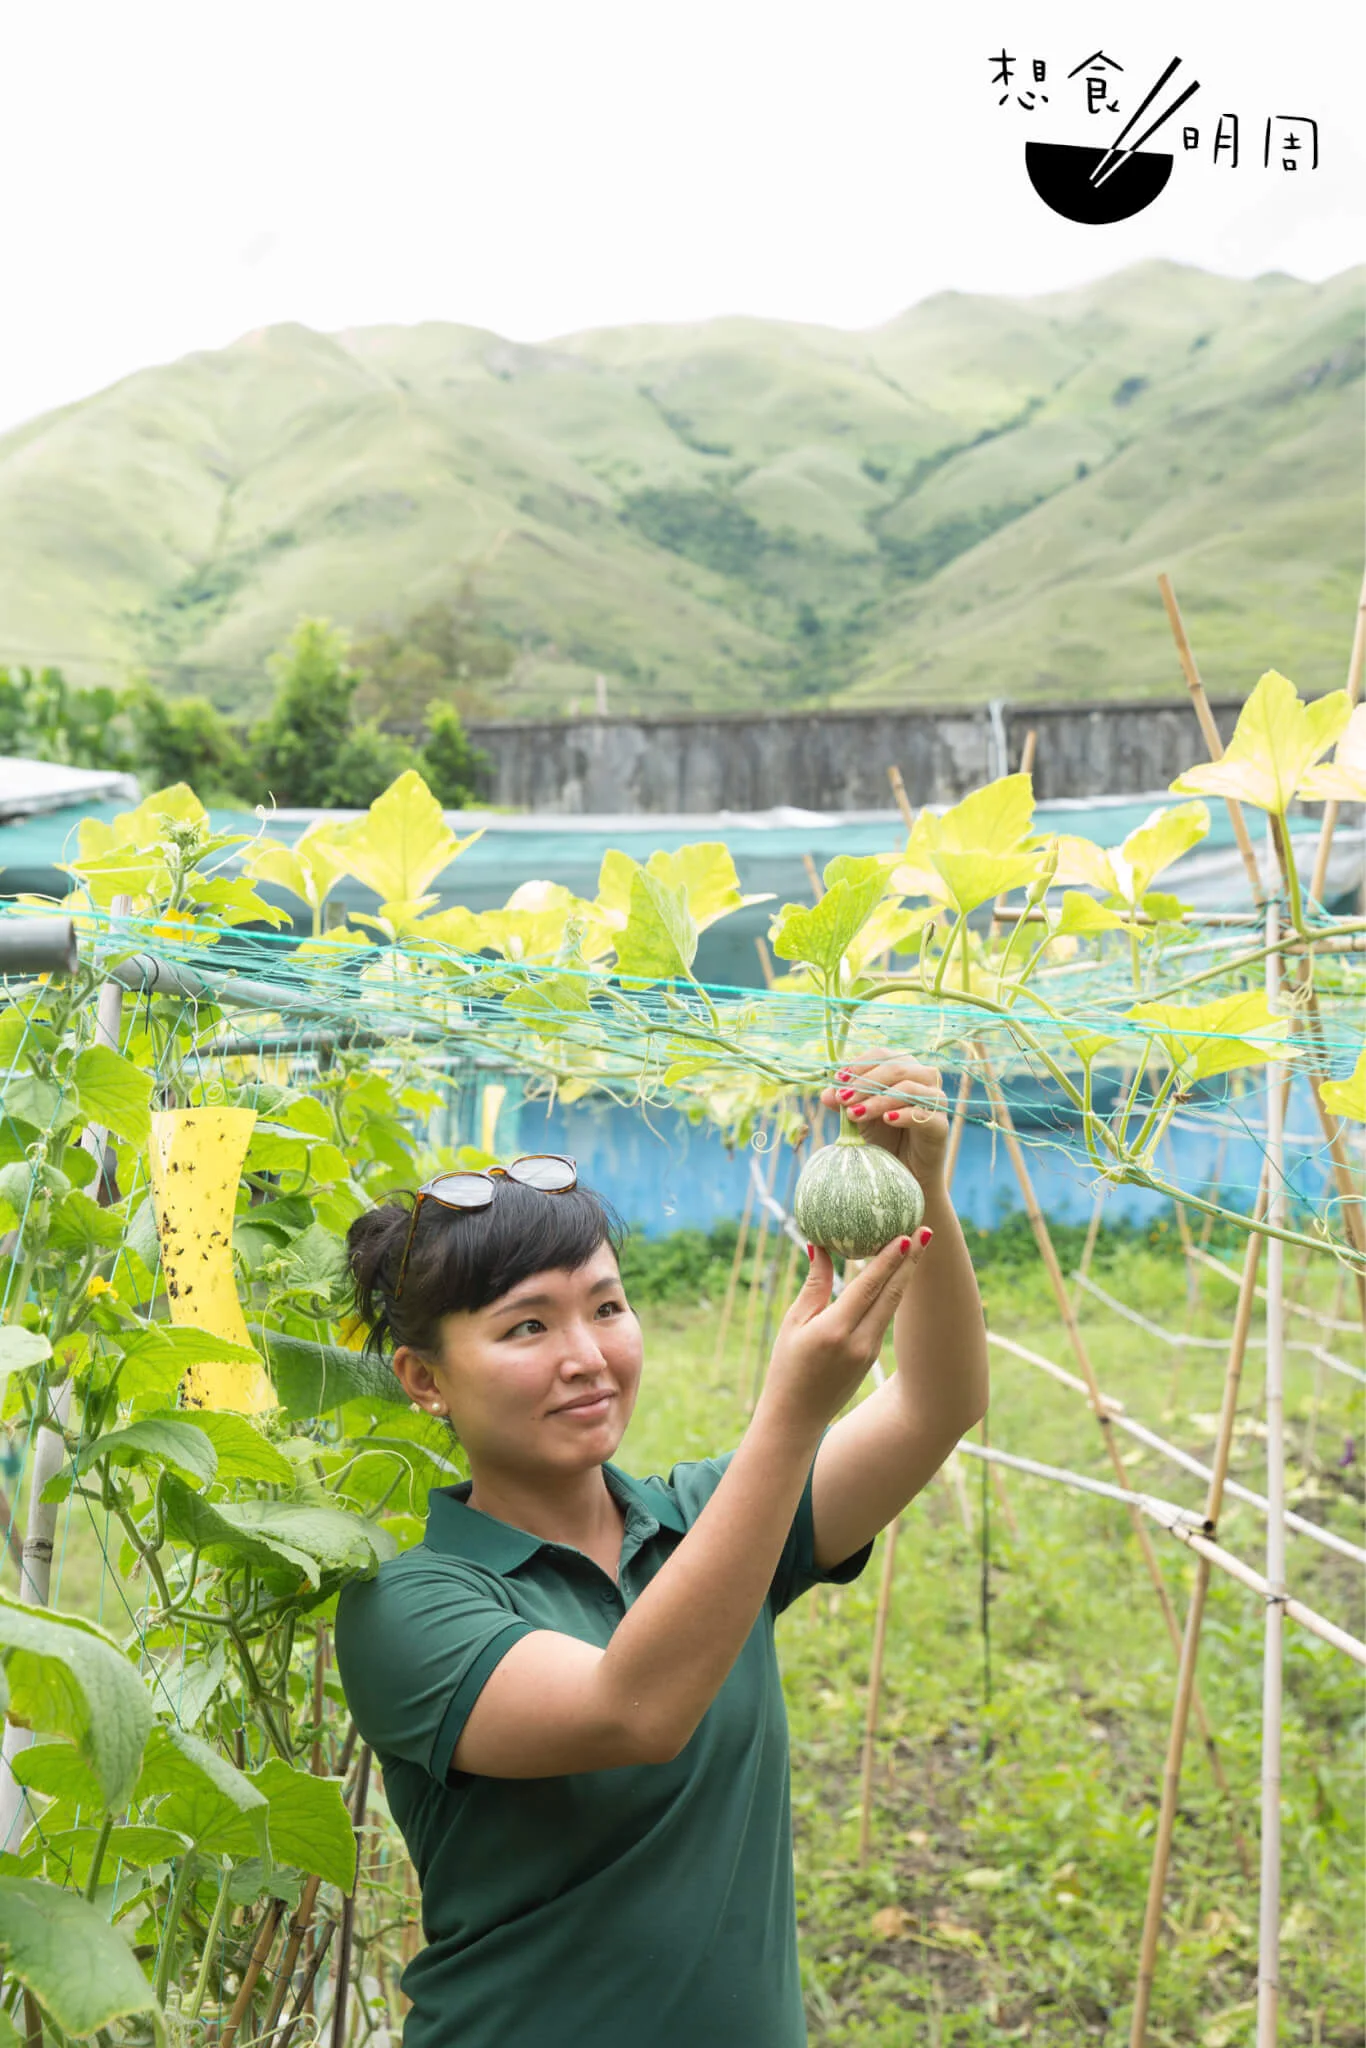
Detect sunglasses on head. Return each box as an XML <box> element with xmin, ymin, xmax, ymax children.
<box><xmin>392</xmin><ymin>1154</ymin><xmax>578</xmax><ymax>1301</ymax></box>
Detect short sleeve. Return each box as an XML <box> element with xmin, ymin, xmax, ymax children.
<box><xmin>334</xmin><ymin>1558</ymin><xmax>535</xmax><ymax>1780</ymax></box>
<box><xmin>646</xmin><ymin>1439</ymin><xmax>874</xmax><ymax>1619</ymax></box>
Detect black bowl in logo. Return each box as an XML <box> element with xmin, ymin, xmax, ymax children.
<box><xmin>1025</xmin><ymin>140</ymin><xmax>1173</xmax><ymax>224</ymax></box>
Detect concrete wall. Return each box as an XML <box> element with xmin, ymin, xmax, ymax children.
<box><xmin>465</xmin><ymin>699</ymin><xmax>1244</xmax><ymax>813</ymax></box>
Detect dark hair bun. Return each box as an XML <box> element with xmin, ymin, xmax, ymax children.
<box><xmin>346</xmin><ymin>1201</ymin><xmax>413</xmax><ymax>1357</ymax></box>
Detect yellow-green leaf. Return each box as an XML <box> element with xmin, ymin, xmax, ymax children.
<box><xmin>1126</xmin><ymin>991</ymin><xmax>1294</xmax><ymax>1083</ymax></box>
<box><xmin>1053</xmin><ymin>893</ymin><xmax>1126</xmax><ymax>937</ymax></box>
<box><xmin>333</xmin><ymin>770</ymin><xmax>481</xmax><ymax>911</ymax></box>
<box><xmin>1119</xmin><ymin>802</ymin><xmax>1210</xmax><ymax>898</ymax></box>
<box><xmin>931</xmin><ymin>849</ymin><xmax>1044</xmax><ymax>918</ymax></box>
<box><xmin>1171</xmin><ymin>671</ymin><xmax>1351</xmax><ymax>817</ymax></box>
<box><xmin>1299</xmin><ymin>702</ymin><xmax>1366</xmax><ymax>803</ymax></box>
<box><xmin>935</xmin><ymin>775</ymin><xmax>1037</xmax><ymax>857</ymax></box>
<box><xmin>770</xmin><ymin>857</ymin><xmax>891</xmax><ymax>976</ymax></box>
<box><xmin>613</xmin><ymin>868</ymin><xmax>698</xmax><ymax>981</ymax></box>
<box><xmin>1320</xmin><ymin>1047</ymin><xmax>1366</xmax><ymax>1122</ymax></box>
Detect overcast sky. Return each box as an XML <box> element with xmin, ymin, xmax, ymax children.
<box><xmin>0</xmin><ymin>0</ymin><xmax>1360</xmax><ymax>435</ymax></box>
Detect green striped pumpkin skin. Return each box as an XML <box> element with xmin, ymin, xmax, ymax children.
<box><xmin>792</xmin><ymin>1135</ymin><xmax>926</xmax><ymax>1259</ymax></box>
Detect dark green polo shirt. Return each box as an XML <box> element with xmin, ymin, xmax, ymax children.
<box><xmin>334</xmin><ymin>1451</ymin><xmax>871</xmax><ymax>2048</ymax></box>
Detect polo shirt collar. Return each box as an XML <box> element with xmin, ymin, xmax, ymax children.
<box><xmin>425</xmin><ymin>1462</ymin><xmax>686</xmax><ymax>1574</ymax></box>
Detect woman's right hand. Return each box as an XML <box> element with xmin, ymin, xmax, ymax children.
<box><xmin>760</xmin><ymin>1235</ymin><xmax>928</xmax><ymax>1430</ymax></box>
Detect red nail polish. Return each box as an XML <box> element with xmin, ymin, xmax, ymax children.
<box><xmin>886</xmin><ymin>1109</ymin><xmax>900</xmax><ymax>1122</ymax></box>
<box><xmin>806</xmin><ymin>1243</ymin><xmax>815</xmax><ymax>1261</ymax></box>
<box><xmin>899</xmin><ymin>1236</ymin><xmax>911</xmax><ymax>1253</ymax></box>
<box><xmin>836</xmin><ymin>1070</ymin><xmax>851</xmax><ymax>1081</ymax></box>
<box><xmin>836</xmin><ymin>1088</ymin><xmax>854</xmax><ymax>1101</ymax></box>
<box><xmin>918</xmin><ymin>1226</ymin><xmax>934</xmax><ymax>1248</ymax></box>
<box><xmin>851</xmin><ymin>1104</ymin><xmax>866</xmax><ymax>1118</ymax></box>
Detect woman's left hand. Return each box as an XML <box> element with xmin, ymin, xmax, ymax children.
<box><xmin>817</xmin><ymin>1049</ymin><xmax>952</xmax><ymax>1186</ymax></box>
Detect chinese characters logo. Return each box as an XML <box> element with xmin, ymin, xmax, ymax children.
<box><xmin>990</xmin><ymin>49</ymin><xmax>1321</xmax><ymax>225</ymax></box>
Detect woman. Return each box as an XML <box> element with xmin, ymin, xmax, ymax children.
<box><xmin>334</xmin><ymin>1051</ymin><xmax>988</xmax><ymax>2048</ymax></box>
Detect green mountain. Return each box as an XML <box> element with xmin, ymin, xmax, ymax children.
<box><xmin>1</xmin><ymin>260</ymin><xmax>1360</xmax><ymax>717</ymax></box>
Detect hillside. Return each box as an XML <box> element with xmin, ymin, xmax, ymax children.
<box><xmin>0</xmin><ymin>261</ymin><xmax>1360</xmax><ymax>716</ymax></box>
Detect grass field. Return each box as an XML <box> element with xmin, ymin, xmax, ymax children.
<box><xmin>38</xmin><ymin>1231</ymin><xmax>1365</xmax><ymax>2043</ymax></box>
<box><xmin>1</xmin><ymin>261</ymin><xmax>1360</xmax><ymax>717</ymax></box>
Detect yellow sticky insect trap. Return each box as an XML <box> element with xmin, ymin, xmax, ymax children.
<box><xmin>148</xmin><ymin>1107</ymin><xmax>275</xmax><ymax>1413</ymax></box>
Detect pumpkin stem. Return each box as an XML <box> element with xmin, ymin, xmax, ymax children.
<box><xmin>837</xmin><ymin>1112</ymin><xmax>866</xmax><ymax>1144</ymax></box>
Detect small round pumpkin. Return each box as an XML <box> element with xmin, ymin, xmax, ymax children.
<box><xmin>793</xmin><ymin>1123</ymin><xmax>926</xmax><ymax>1259</ymax></box>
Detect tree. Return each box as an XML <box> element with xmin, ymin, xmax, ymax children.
<box><xmin>249</xmin><ymin>619</ymin><xmax>375</xmax><ymax>808</ymax></box>
<box><xmin>350</xmin><ymin>596</ymin><xmax>513</xmax><ymax>725</ymax></box>
<box><xmin>122</xmin><ymin>679</ymin><xmax>250</xmax><ymax>800</ymax></box>
<box><xmin>419</xmin><ymin>701</ymin><xmax>488</xmax><ymax>808</ymax></box>
<box><xmin>0</xmin><ymin>666</ymin><xmax>130</xmax><ymax>770</ymax></box>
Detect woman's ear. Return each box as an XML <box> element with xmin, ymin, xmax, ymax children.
<box><xmin>391</xmin><ymin>1344</ymin><xmax>449</xmax><ymax>1417</ymax></box>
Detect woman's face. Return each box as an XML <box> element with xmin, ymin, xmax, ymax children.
<box><xmin>423</xmin><ymin>1243</ymin><xmax>644</xmax><ymax>1481</ymax></box>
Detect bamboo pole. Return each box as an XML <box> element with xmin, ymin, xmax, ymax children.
<box><xmin>801</xmin><ymin>853</ymin><xmax>824</xmax><ymax>900</ymax></box>
<box><xmin>887</xmin><ymin>764</ymin><xmax>916</xmax><ymax>833</ymax></box>
<box><xmin>1257</xmin><ymin>885</ymin><xmax>1287</xmax><ymax>2048</ymax></box>
<box><xmin>329</xmin><ymin>1743</ymin><xmax>373</xmax><ymax>2048</ymax></box>
<box><xmin>856</xmin><ymin>1516</ymin><xmax>902</xmax><ymax>1864</ymax></box>
<box><xmin>954</xmin><ymin>1442</ymin><xmax>1364</xmax><ymax>1664</ymax></box>
<box><xmin>979</xmin><ymin>1052</ymin><xmax>1253</xmax><ymax>1876</ymax></box>
<box><xmin>1307</xmin><ymin>566</ymin><xmax>1366</xmax><ymax>911</ymax></box>
<box><xmin>941</xmin><ymin>1066</ymin><xmax>974</xmax><ymax>1198</ymax></box>
<box><xmin>754</xmin><ymin>935</ymin><xmax>776</xmax><ymax>988</ymax></box>
<box><xmin>221</xmin><ymin>1900</ymin><xmax>285</xmax><ymax>2048</ymax></box>
<box><xmin>712</xmin><ymin>1160</ymin><xmax>758</xmax><ymax>1379</ymax></box>
<box><xmin>261</xmin><ymin>1704</ymin><xmax>349</xmax><ymax>2038</ymax></box>
<box><xmin>277</xmin><ymin>1919</ymin><xmax>337</xmax><ymax>2048</ymax></box>
<box><xmin>1157</xmin><ymin>572</ymin><xmax>1263</xmax><ymax>901</ymax></box>
<box><xmin>1129</xmin><ymin>1160</ymin><xmax>1271</xmax><ymax>2046</ymax></box>
<box><xmin>738</xmin><ymin>1141</ymin><xmax>783</xmax><ymax>1407</ymax></box>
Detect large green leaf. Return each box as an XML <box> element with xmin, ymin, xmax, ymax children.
<box><xmin>0</xmin><ymin>1330</ymin><xmax>51</xmax><ymax>1379</ymax></box>
<box><xmin>115</xmin><ymin>1325</ymin><xmax>264</xmax><ymax>1403</ymax></box>
<box><xmin>2</xmin><ymin>1075</ymin><xmax>80</xmax><ymax>1132</ymax></box>
<box><xmin>250</xmin><ymin>1325</ymin><xmax>410</xmax><ymax>1420</ymax></box>
<box><xmin>71</xmin><ymin>1045</ymin><xmax>154</xmax><ymax>1149</ymax></box>
<box><xmin>170</xmin><ymin>1410</ymin><xmax>296</xmax><ymax>1485</ymax></box>
<box><xmin>158</xmin><ymin>1477</ymin><xmax>325</xmax><ymax>1586</ymax></box>
<box><xmin>770</xmin><ymin>857</ymin><xmax>891</xmax><ymax>976</ymax></box>
<box><xmin>1126</xmin><ymin>992</ymin><xmax>1294</xmax><ymax>1083</ymax></box>
<box><xmin>0</xmin><ymin>1876</ymin><xmax>165</xmax><ymax>2038</ymax></box>
<box><xmin>138</xmin><ymin>1725</ymin><xmax>269</xmax><ymax>1860</ymax></box>
<box><xmin>0</xmin><ymin>1597</ymin><xmax>154</xmax><ymax>1811</ymax></box>
<box><xmin>221</xmin><ymin>1502</ymin><xmax>395</xmax><ymax>1577</ymax></box>
<box><xmin>1171</xmin><ymin>670</ymin><xmax>1351</xmax><ymax>816</ymax></box>
<box><xmin>34</xmin><ymin>1825</ymin><xmax>188</xmax><ymax>1891</ymax></box>
<box><xmin>47</xmin><ymin>1188</ymin><xmax>125</xmax><ymax>1254</ymax></box>
<box><xmin>10</xmin><ymin>1743</ymin><xmax>104</xmax><ymax>1810</ymax></box>
<box><xmin>1320</xmin><ymin>1047</ymin><xmax>1366</xmax><ymax>1123</ymax></box>
<box><xmin>247</xmin><ymin>1761</ymin><xmax>356</xmax><ymax>1892</ymax></box>
<box><xmin>70</xmin><ymin>1417</ymin><xmax>218</xmax><ymax>1488</ymax></box>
